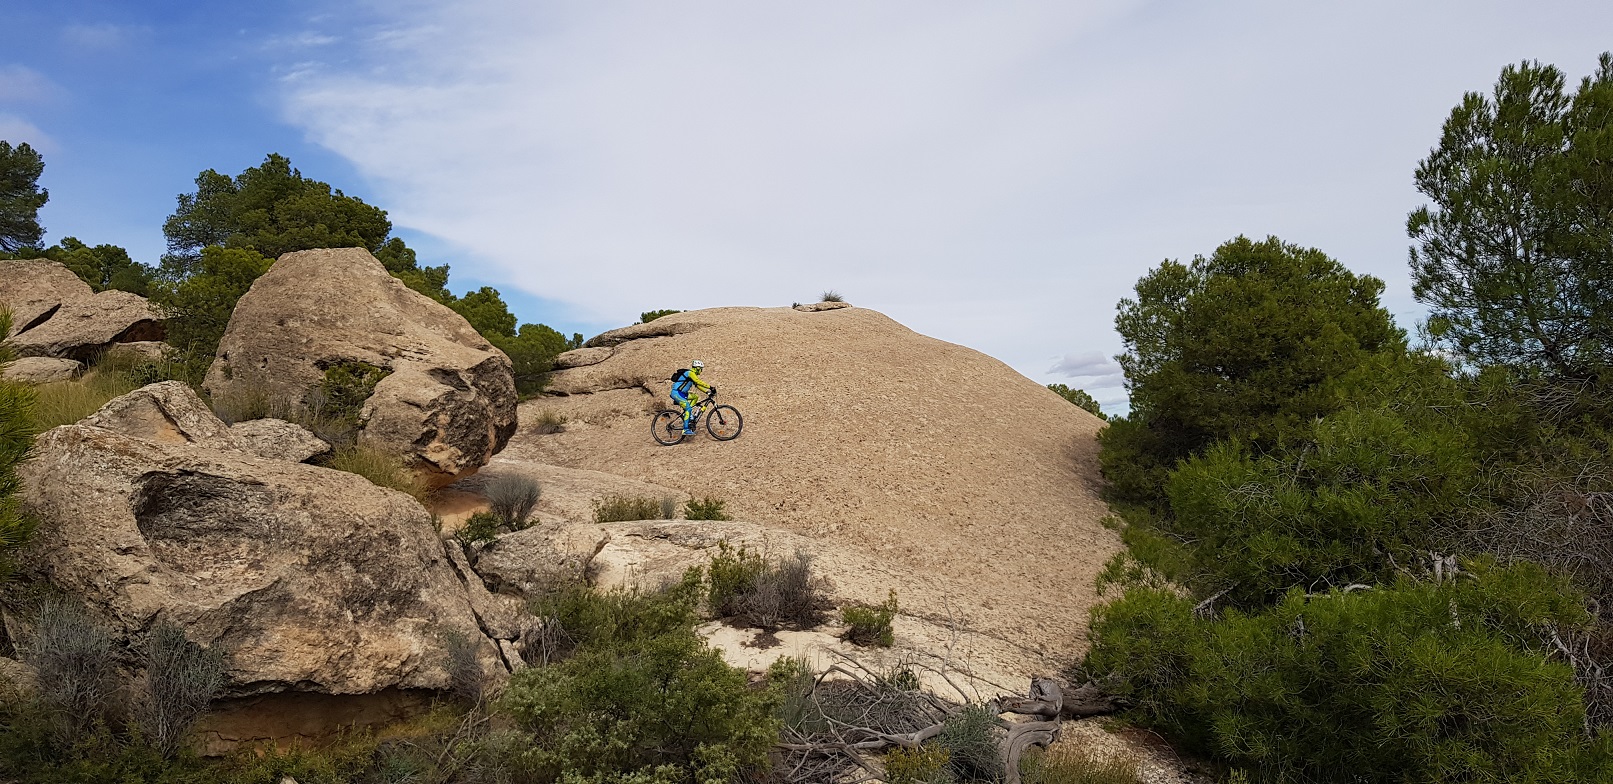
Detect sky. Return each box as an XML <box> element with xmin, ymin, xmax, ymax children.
<box><xmin>4</xmin><ymin>1</ymin><xmax>1612</xmax><ymax>414</ymax></box>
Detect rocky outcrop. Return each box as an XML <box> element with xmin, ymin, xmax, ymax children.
<box><xmin>15</xmin><ymin>383</ymin><xmax>507</xmax><ymax>713</ymax></box>
<box><xmin>502</xmin><ymin>305</ymin><xmax>1119</xmax><ymax>670</ymax></box>
<box><xmin>0</xmin><ymin>259</ymin><xmax>92</xmax><ymax>336</ymax></box>
<box><xmin>229</xmin><ymin>418</ymin><xmax>330</xmax><ymax>463</ymax></box>
<box><xmin>204</xmin><ymin>248</ymin><xmax>518</xmax><ymax>489</ymax></box>
<box><xmin>82</xmin><ymin>380</ymin><xmax>242</xmax><ymax>448</ymax></box>
<box><xmin>2</xmin><ymin>356</ymin><xmax>82</xmax><ymax>384</ymax></box>
<box><xmin>793</xmin><ymin>301</ymin><xmax>852</xmax><ymax>312</ymax></box>
<box><xmin>552</xmin><ymin>346</ymin><xmax>614</xmax><ymax>370</ymax></box>
<box><xmin>0</xmin><ymin>260</ymin><xmax>164</xmax><ymax>360</ymax></box>
<box><xmin>473</xmin><ymin>527</ymin><xmax>592</xmax><ymax>600</ymax></box>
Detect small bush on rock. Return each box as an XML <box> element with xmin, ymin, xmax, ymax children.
<box><xmin>132</xmin><ymin>623</ymin><xmax>226</xmax><ymax>759</ymax></box>
<box><xmin>485</xmin><ymin>474</ymin><xmax>542</xmax><ymax>530</ymax></box>
<box><xmin>820</xmin><ymin>290</ymin><xmax>844</xmax><ymax>303</ymax></box>
<box><xmin>455</xmin><ymin>511</ymin><xmax>504</xmax><ymax>547</ymax></box>
<box><xmin>682</xmin><ymin>496</ymin><xmax>729</xmax><ymax>521</ymax></box>
<box><xmin>935</xmin><ymin>703</ymin><xmax>1003</xmax><ymax>783</ymax></box>
<box><xmin>843</xmin><ymin>590</ymin><xmax>899</xmax><ymax>647</ymax></box>
<box><xmin>640</xmin><ymin>309</ymin><xmax>682</xmax><ymax>323</ymax></box>
<box><xmin>707</xmin><ymin>544</ymin><xmax>830</xmax><ymax>630</ymax></box>
<box><xmin>885</xmin><ymin>745</ymin><xmax>951</xmax><ymax>784</ymax></box>
<box><xmin>325</xmin><ymin>445</ymin><xmax>428</xmax><ymax>503</ymax></box>
<box><xmin>531</xmin><ymin>409</ymin><xmax>567</xmax><ymax>435</ymax></box>
<box><xmin>591</xmin><ymin>495</ymin><xmax>662</xmax><ymax>523</ymax></box>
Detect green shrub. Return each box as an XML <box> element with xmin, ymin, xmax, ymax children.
<box><xmin>706</xmin><ymin>540</ymin><xmax>766</xmax><ymax>617</ymax></box>
<box><xmin>935</xmin><ymin>703</ymin><xmax>1002</xmax><ymax>782</ymax></box>
<box><xmin>455</xmin><ymin>511</ymin><xmax>503</xmax><ymax>547</ymax></box>
<box><xmin>1047</xmin><ymin>383</ymin><xmax>1108</xmax><ymax>420</ymax></box>
<box><xmin>885</xmin><ymin>745</ymin><xmax>951</xmax><ymax>784</ymax></box>
<box><xmin>682</xmin><ymin>496</ymin><xmax>730</xmax><ymax>521</ymax></box>
<box><xmin>640</xmin><ymin>309</ymin><xmax>682</xmax><ymax>323</ymax></box>
<box><xmin>325</xmin><ymin>445</ymin><xmax>428</xmax><ymax>503</ymax></box>
<box><xmin>705</xmin><ymin>543</ymin><xmax>828</xmax><ymax>629</ymax></box>
<box><xmin>591</xmin><ymin>495</ymin><xmax>663</xmax><ymax>523</ymax></box>
<box><xmin>316</xmin><ymin>360</ymin><xmax>390</xmax><ymax>426</ymax></box>
<box><xmin>1020</xmin><ymin>745</ymin><xmax>1142</xmax><ymax>784</ymax></box>
<box><xmin>501</xmin><ymin>575</ymin><xmax>779</xmax><ymax>783</ymax></box>
<box><xmin>0</xmin><ymin>322</ymin><xmax>37</xmax><ymax>580</ymax></box>
<box><xmin>1085</xmin><ymin>561</ymin><xmax>1610</xmax><ymax>783</ymax></box>
<box><xmin>485</xmin><ymin>474</ymin><xmax>542</xmax><ymax>530</ymax></box>
<box><xmin>843</xmin><ymin>590</ymin><xmax>899</xmax><ymax>647</ymax></box>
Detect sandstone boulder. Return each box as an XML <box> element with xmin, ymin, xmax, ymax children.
<box><xmin>0</xmin><ymin>259</ymin><xmax>92</xmax><ymax>337</ymax></box>
<box><xmin>7</xmin><ymin>290</ymin><xmax>165</xmax><ymax>361</ymax></box>
<box><xmin>552</xmin><ymin>346</ymin><xmax>614</xmax><ymax>369</ymax></box>
<box><xmin>229</xmin><ymin>418</ymin><xmax>330</xmax><ymax>462</ymax></box>
<box><xmin>15</xmin><ymin>383</ymin><xmax>509</xmax><ymax>708</ymax></box>
<box><xmin>473</xmin><ymin>527</ymin><xmax>592</xmax><ymax>600</ymax></box>
<box><xmin>0</xmin><ymin>260</ymin><xmax>164</xmax><ymax>360</ymax></box>
<box><xmin>204</xmin><ymin>248</ymin><xmax>517</xmax><ymax>489</ymax></box>
<box><xmin>103</xmin><ymin>340</ymin><xmax>173</xmax><ymax>365</ymax></box>
<box><xmin>2</xmin><ymin>356</ymin><xmax>82</xmax><ymax>384</ymax></box>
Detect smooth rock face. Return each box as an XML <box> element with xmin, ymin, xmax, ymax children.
<box><xmin>1</xmin><ymin>356</ymin><xmax>82</xmax><ymax>384</ymax></box>
<box><xmin>0</xmin><ymin>259</ymin><xmax>93</xmax><ymax>337</ymax></box>
<box><xmin>0</xmin><ymin>260</ymin><xmax>164</xmax><ymax>360</ymax></box>
<box><xmin>229</xmin><ymin>418</ymin><xmax>330</xmax><ymax>463</ymax></box>
<box><xmin>15</xmin><ymin>383</ymin><xmax>507</xmax><ymax>702</ymax></box>
<box><xmin>103</xmin><ymin>340</ymin><xmax>173</xmax><ymax>365</ymax></box>
<box><xmin>204</xmin><ymin>248</ymin><xmax>517</xmax><ymax>489</ymax></box>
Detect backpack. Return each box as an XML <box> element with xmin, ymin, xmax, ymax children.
<box><xmin>670</xmin><ymin>368</ymin><xmax>689</xmax><ymax>383</ymax></box>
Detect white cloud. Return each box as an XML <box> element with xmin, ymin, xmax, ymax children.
<box><xmin>0</xmin><ymin>65</ymin><xmax>60</xmax><ymax>104</ymax></box>
<box><xmin>1049</xmin><ymin>351</ymin><xmax>1119</xmax><ymax>379</ymax></box>
<box><xmin>273</xmin><ymin>0</ymin><xmax>1613</xmax><ymax>408</ymax></box>
<box><xmin>61</xmin><ymin>22</ymin><xmax>145</xmax><ymax>50</ymax></box>
<box><xmin>0</xmin><ymin>115</ymin><xmax>57</xmax><ymax>153</ymax></box>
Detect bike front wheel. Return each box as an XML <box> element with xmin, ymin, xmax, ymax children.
<box><xmin>706</xmin><ymin>404</ymin><xmax>743</xmax><ymax>441</ymax></box>
<box><xmin>651</xmin><ymin>410</ymin><xmax>688</xmax><ymax>445</ymax></box>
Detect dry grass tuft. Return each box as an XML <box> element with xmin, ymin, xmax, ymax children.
<box><xmin>325</xmin><ymin>445</ymin><xmax>430</xmax><ymax>503</ymax></box>
<box><xmin>29</xmin><ymin>370</ymin><xmax>144</xmax><ymax>430</ymax></box>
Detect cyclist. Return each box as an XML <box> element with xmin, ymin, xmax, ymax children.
<box><xmin>670</xmin><ymin>360</ymin><xmax>714</xmax><ymax>435</ymax></box>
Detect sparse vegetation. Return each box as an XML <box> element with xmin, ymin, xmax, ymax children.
<box><xmin>454</xmin><ymin>511</ymin><xmax>503</xmax><ymax>546</ymax></box>
<box><xmin>936</xmin><ymin>703</ymin><xmax>1004</xmax><ymax>782</ymax></box>
<box><xmin>502</xmin><ymin>574</ymin><xmax>781</xmax><ymax>782</ymax></box>
<box><xmin>0</xmin><ymin>315</ymin><xmax>38</xmax><ymax>580</ymax></box>
<box><xmin>843</xmin><ymin>589</ymin><xmax>899</xmax><ymax>647</ymax></box>
<box><xmin>706</xmin><ymin>542</ymin><xmax>829</xmax><ymax>629</ymax></box>
<box><xmin>682</xmin><ymin>495</ymin><xmax>730</xmax><ymax>521</ymax></box>
<box><xmin>316</xmin><ymin>360</ymin><xmax>390</xmax><ymax>427</ymax></box>
<box><xmin>325</xmin><ymin>444</ymin><xmax>429</xmax><ymax>503</ymax></box>
<box><xmin>20</xmin><ymin>598</ymin><xmax>119</xmax><ymax>745</ymax></box>
<box><xmin>28</xmin><ymin>368</ymin><xmax>143</xmax><ymax>430</ymax></box>
<box><xmin>1020</xmin><ymin>745</ymin><xmax>1142</xmax><ymax>784</ymax></box>
<box><xmin>591</xmin><ymin>494</ymin><xmax>664</xmax><ymax>523</ymax></box>
<box><xmin>640</xmin><ymin>309</ymin><xmax>682</xmax><ymax>323</ymax></box>
<box><xmin>885</xmin><ymin>745</ymin><xmax>951</xmax><ymax>783</ymax></box>
<box><xmin>531</xmin><ymin>408</ymin><xmax>567</xmax><ymax>434</ymax></box>
<box><xmin>820</xmin><ymin>290</ymin><xmax>844</xmax><ymax>303</ymax></box>
<box><xmin>131</xmin><ymin>622</ymin><xmax>226</xmax><ymax>759</ymax></box>
<box><xmin>485</xmin><ymin>473</ymin><xmax>542</xmax><ymax>530</ymax></box>
<box><xmin>1047</xmin><ymin>383</ymin><xmax>1107</xmax><ymax>421</ymax></box>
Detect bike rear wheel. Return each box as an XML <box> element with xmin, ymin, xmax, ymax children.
<box><xmin>706</xmin><ymin>404</ymin><xmax>743</xmax><ymax>440</ymax></box>
<box><xmin>651</xmin><ymin>410</ymin><xmax>688</xmax><ymax>445</ymax></box>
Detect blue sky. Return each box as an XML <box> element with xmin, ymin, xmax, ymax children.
<box><xmin>5</xmin><ymin>1</ymin><xmax>1613</xmax><ymax>413</ymax></box>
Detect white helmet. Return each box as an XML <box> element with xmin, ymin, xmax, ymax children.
<box><xmin>691</xmin><ymin>360</ymin><xmax>704</xmax><ymax>369</ymax></box>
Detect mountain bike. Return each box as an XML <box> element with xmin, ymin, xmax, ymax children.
<box><xmin>652</xmin><ymin>391</ymin><xmax>743</xmax><ymax>445</ymax></box>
